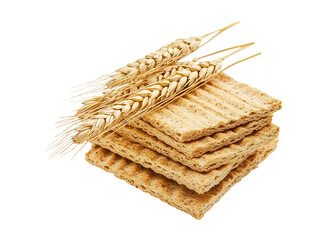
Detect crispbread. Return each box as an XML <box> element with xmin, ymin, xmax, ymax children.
<box><xmin>96</xmin><ymin>124</ymin><xmax>279</xmax><ymax>173</ymax></box>
<box><xmin>86</xmin><ymin>140</ymin><xmax>277</xmax><ymax>219</ymax></box>
<box><xmin>140</xmin><ymin>72</ymin><xmax>281</xmax><ymax>142</ymax></box>
<box><xmin>95</xmin><ymin>124</ymin><xmax>278</xmax><ymax>193</ymax></box>
<box><xmin>123</xmin><ymin>116</ymin><xmax>271</xmax><ymax>158</ymax></box>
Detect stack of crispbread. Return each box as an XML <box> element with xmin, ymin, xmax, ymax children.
<box><xmin>85</xmin><ymin>72</ymin><xmax>281</xmax><ymax>219</ymax></box>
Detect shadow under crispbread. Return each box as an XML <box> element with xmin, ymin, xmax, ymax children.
<box><xmin>140</xmin><ymin>72</ymin><xmax>281</xmax><ymax>142</ymax></box>
<box><xmin>86</xmin><ymin>140</ymin><xmax>278</xmax><ymax>219</ymax></box>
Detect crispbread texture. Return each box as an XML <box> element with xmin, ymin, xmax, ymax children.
<box><xmin>140</xmin><ymin>72</ymin><xmax>281</xmax><ymax>142</ymax></box>
<box><xmin>119</xmin><ymin>116</ymin><xmax>271</xmax><ymax>160</ymax></box>
<box><xmin>96</xmin><ymin>124</ymin><xmax>279</xmax><ymax>173</ymax></box>
<box><xmin>86</xmin><ymin>141</ymin><xmax>277</xmax><ymax>219</ymax></box>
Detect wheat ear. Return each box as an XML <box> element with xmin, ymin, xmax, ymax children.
<box><xmin>71</xmin><ymin>43</ymin><xmax>254</xmax><ymax>145</ymax></box>
<box><xmin>104</xmin><ymin>22</ymin><xmax>239</xmax><ymax>88</ymax></box>
<box><xmin>75</xmin><ymin>69</ymin><xmax>168</xmax><ymax>119</ymax></box>
<box><xmin>72</xmin><ymin>22</ymin><xmax>240</xmax><ymax>119</ymax></box>
<box><xmin>75</xmin><ymin>40</ymin><xmax>251</xmax><ymax>119</ymax></box>
<box><xmin>71</xmin><ymin>22</ymin><xmax>239</xmax><ymax>102</ymax></box>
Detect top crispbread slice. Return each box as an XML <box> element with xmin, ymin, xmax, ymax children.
<box><xmin>140</xmin><ymin>72</ymin><xmax>281</xmax><ymax>142</ymax></box>
<box><xmin>86</xmin><ymin>140</ymin><xmax>277</xmax><ymax>219</ymax></box>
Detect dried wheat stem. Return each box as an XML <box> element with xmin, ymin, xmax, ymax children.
<box><xmin>192</xmin><ymin>42</ymin><xmax>254</xmax><ymax>62</ymax></box>
<box><xmin>221</xmin><ymin>52</ymin><xmax>261</xmax><ymax>71</ymax></box>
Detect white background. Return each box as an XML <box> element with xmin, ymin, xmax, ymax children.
<box><xmin>1</xmin><ymin>0</ymin><xmax>318</xmax><ymax>239</ymax></box>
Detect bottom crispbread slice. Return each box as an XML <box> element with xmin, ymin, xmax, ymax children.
<box><xmin>86</xmin><ymin>140</ymin><xmax>277</xmax><ymax>219</ymax></box>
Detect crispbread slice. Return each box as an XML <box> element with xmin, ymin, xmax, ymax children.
<box><xmin>122</xmin><ymin>116</ymin><xmax>271</xmax><ymax>159</ymax></box>
<box><xmin>96</xmin><ymin>124</ymin><xmax>279</xmax><ymax>173</ymax></box>
<box><xmin>140</xmin><ymin>72</ymin><xmax>281</xmax><ymax>142</ymax></box>
<box><xmin>86</xmin><ymin>140</ymin><xmax>277</xmax><ymax>219</ymax></box>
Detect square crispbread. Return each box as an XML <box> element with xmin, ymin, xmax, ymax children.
<box><xmin>86</xmin><ymin>140</ymin><xmax>277</xmax><ymax>219</ymax></box>
<box><xmin>139</xmin><ymin>72</ymin><xmax>281</xmax><ymax>142</ymax></box>
<box><xmin>96</xmin><ymin>124</ymin><xmax>279</xmax><ymax>173</ymax></box>
<box><xmin>125</xmin><ymin>116</ymin><xmax>271</xmax><ymax>158</ymax></box>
